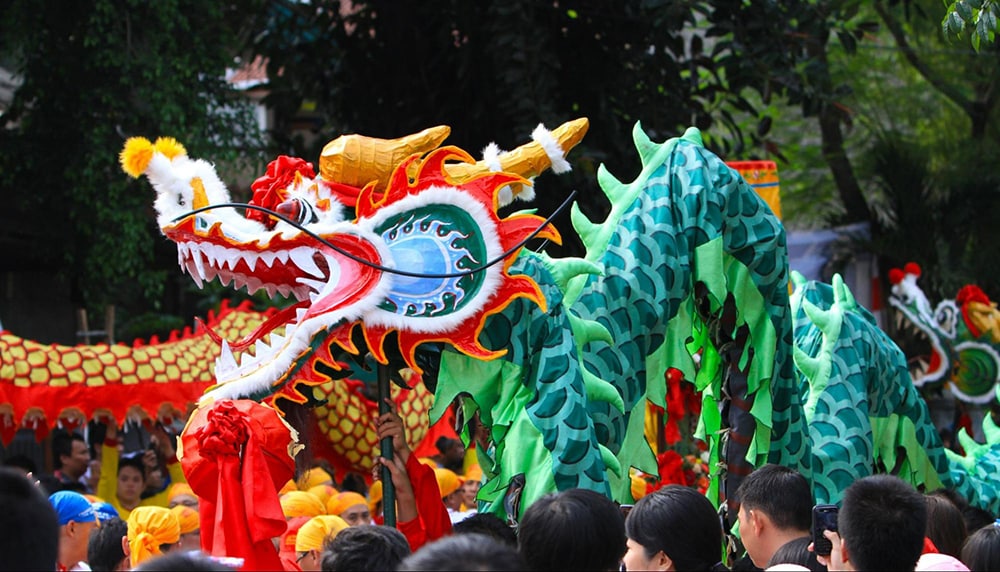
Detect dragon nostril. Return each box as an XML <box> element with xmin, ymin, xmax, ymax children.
<box><xmin>276</xmin><ymin>198</ymin><xmax>303</xmax><ymax>223</ymax></box>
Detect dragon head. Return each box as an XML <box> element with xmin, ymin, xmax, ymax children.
<box><xmin>121</xmin><ymin>120</ymin><xmax>587</xmax><ymax>406</ymax></box>
<box><xmin>887</xmin><ymin>262</ymin><xmax>954</xmax><ymax>387</ymax></box>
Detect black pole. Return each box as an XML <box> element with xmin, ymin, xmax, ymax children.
<box><xmin>378</xmin><ymin>362</ymin><xmax>397</xmax><ymax>527</ymax></box>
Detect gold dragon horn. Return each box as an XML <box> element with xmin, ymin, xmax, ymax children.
<box><xmin>444</xmin><ymin>117</ymin><xmax>590</xmax><ymax>200</ymax></box>
<box><xmin>318</xmin><ymin>125</ymin><xmax>452</xmax><ymax>189</ymax></box>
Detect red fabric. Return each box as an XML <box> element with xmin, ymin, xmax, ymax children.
<box><xmin>404</xmin><ymin>453</ymin><xmax>452</xmax><ymax>550</ymax></box>
<box><xmin>181</xmin><ymin>400</ymin><xmax>295</xmax><ymax>571</ymax></box>
<box><xmin>247</xmin><ymin>156</ymin><xmax>315</xmax><ymax>229</ymax></box>
<box><xmin>411</xmin><ymin>408</ymin><xmax>460</xmax><ymax>460</ymax></box>
<box><xmin>923</xmin><ymin>536</ymin><xmax>940</xmax><ymax>554</ymax></box>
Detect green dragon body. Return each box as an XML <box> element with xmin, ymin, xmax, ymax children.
<box><xmin>123</xmin><ymin>120</ymin><xmax>1000</xmax><ymax>525</ymax></box>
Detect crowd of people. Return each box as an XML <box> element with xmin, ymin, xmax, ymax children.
<box><xmin>4</xmin><ymin>404</ymin><xmax>1000</xmax><ymax>571</ymax></box>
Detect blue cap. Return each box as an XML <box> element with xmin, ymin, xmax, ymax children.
<box><xmin>93</xmin><ymin>501</ymin><xmax>119</xmax><ymax>523</ymax></box>
<box><xmin>48</xmin><ymin>491</ymin><xmax>97</xmax><ymax>526</ymax></box>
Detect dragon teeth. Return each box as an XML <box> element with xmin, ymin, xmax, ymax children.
<box><xmin>290</xmin><ymin>248</ymin><xmax>324</xmax><ymax>278</ymax></box>
<box><xmin>216</xmin><ymin>340</ymin><xmax>239</xmax><ymax>376</ymax></box>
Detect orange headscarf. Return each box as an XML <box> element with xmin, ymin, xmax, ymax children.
<box><xmin>326</xmin><ymin>491</ymin><xmax>367</xmax><ymax>517</ymax></box>
<box><xmin>368</xmin><ymin>481</ymin><xmax>383</xmax><ymax>514</ymax></box>
<box><xmin>168</xmin><ymin>483</ymin><xmax>196</xmax><ymax>504</ymax></box>
<box><xmin>170</xmin><ymin>505</ymin><xmax>200</xmax><ymax>535</ymax></box>
<box><xmin>127</xmin><ymin>506</ymin><xmax>181</xmax><ymax>567</ymax></box>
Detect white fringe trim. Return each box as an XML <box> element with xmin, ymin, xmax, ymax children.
<box><xmin>531</xmin><ymin>123</ymin><xmax>571</xmax><ymax>174</ymax></box>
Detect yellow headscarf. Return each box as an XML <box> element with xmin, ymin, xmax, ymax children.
<box><xmin>368</xmin><ymin>480</ymin><xmax>383</xmax><ymax>514</ymax></box>
<box><xmin>279</xmin><ymin>479</ymin><xmax>298</xmax><ymax>495</ymax></box>
<box><xmin>127</xmin><ymin>506</ymin><xmax>181</xmax><ymax>567</ymax></box>
<box><xmin>434</xmin><ymin>468</ymin><xmax>463</xmax><ymax>498</ymax></box>
<box><xmin>280</xmin><ymin>490</ymin><xmax>326</xmax><ymax>518</ymax></box>
<box><xmin>170</xmin><ymin>505</ymin><xmax>200</xmax><ymax>535</ymax></box>
<box><xmin>298</xmin><ymin>467</ymin><xmax>334</xmax><ymax>490</ymax></box>
<box><xmin>294</xmin><ymin>515</ymin><xmax>349</xmax><ymax>552</ymax></box>
<box><xmin>326</xmin><ymin>491</ymin><xmax>367</xmax><ymax>517</ymax></box>
<box><xmin>307</xmin><ymin>484</ymin><xmax>339</xmax><ymax>505</ymax></box>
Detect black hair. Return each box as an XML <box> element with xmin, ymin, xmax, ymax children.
<box><xmin>52</xmin><ymin>432</ymin><xmax>87</xmax><ymax>470</ymax></box>
<box><xmin>735</xmin><ymin>464</ymin><xmax>812</xmax><ymax>532</ymax></box>
<box><xmin>624</xmin><ymin>485</ymin><xmax>724</xmax><ymax>571</ymax></box>
<box><xmin>88</xmin><ymin>516</ymin><xmax>128</xmax><ymax>572</ymax></box>
<box><xmin>453</xmin><ymin>512</ymin><xmax>518</xmax><ymax>547</ymax></box>
<box><xmin>766</xmin><ymin>536</ymin><xmax>826</xmax><ymax>572</ymax></box>
<box><xmin>2</xmin><ymin>453</ymin><xmax>37</xmax><ymax>474</ymax></box>
<box><xmin>924</xmin><ymin>493</ymin><xmax>968</xmax><ymax>559</ymax></box>
<box><xmin>0</xmin><ymin>467</ymin><xmax>59</xmax><ymax>571</ymax></box>
<box><xmin>134</xmin><ymin>551</ymin><xmax>236</xmax><ymax>571</ymax></box>
<box><xmin>517</xmin><ymin>488</ymin><xmax>626</xmax><ymax>572</ymax></box>
<box><xmin>962</xmin><ymin>522</ymin><xmax>1000</xmax><ymax>572</ymax></box>
<box><xmin>118</xmin><ymin>453</ymin><xmax>147</xmax><ymax>480</ymax></box>
<box><xmin>838</xmin><ymin>474</ymin><xmax>925</xmax><ymax>571</ymax></box>
<box><xmin>399</xmin><ymin>533</ymin><xmax>527</xmax><ymax>571</ymax></box>
<box><xmin>319</xmin><ymin>524</ymin><xmax>410</xmax><ymax>571</ymax></box>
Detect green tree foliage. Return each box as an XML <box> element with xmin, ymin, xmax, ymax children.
<box><xmin>943</xmin><ymin>0</ymin><xmax>999</xmax><ymax>50</ymax></box>
<box><xmin>250</xmin><ymin>0</ymin><xmax>769</xmax><ymax>255</ymax></box>
<box><xmin>0</xmin><ymin>0</ymin><xmax>267</xmax><ymax>320</ymax></box>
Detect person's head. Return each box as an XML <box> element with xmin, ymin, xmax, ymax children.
<box><xmin>838</xmin><ymin>475</ymin><xmax>926</xmax><ymax>571</ymax></box>
<box><xmin>282</xmin><ymin>490</ymin><xmax>327</xmax><ymax>519</ymax></box>
<box><xmin>623</xmin><ymin>485</ymin><xmax>723</xmax><ymax>571</ymax></box>
<box><xmin>453</xmin><ymin>513</ymin><xmax>517</xmax><ymax>547</ymax></box>
<box><xmin>518</xmin><ymin>488</ymin><xmax>626</xmax><ymax>572</ymax></box>
<box><xmin>50</xmin><ymin>490</ymin><xmax>100</xmax><ymax>568</ymax></box>
<box><xmin>368</xmin><ymin>480</ymin><xmax>383</xmax><ymax>520</ymax></box>
<box><xmin>295</xmin><ymin>515</ymin><xmax>349</xmax><ymax>571</ymax></box>
<box><xmin>326</xmin><ymin>491</ymin><xmax>370</xmax><ymax>526</ymax></box>
<box><xmin>117</xmin><ymin>454</ymin><xmax>147</xmax><ymax>506</ymax></box>
<box><xmin>133</xmin><ymin>551</ymin><xmax>237</xmax><ymax>571</ymax></box>
<box><xmin>170</xmin><ymin>505</ymin><xmax>200</xmax><ymax>552</ymax></box>
<box><xmin>87</xmin><ymin>516</ymin><xmax>128</xmax><ymax>572</ymax></box>
<box><xmin>435</xmin><ymin>468</ymin><xmax>465</xmax><ymax>511</ymax></box>
<box><xmin>53</xmin><ymin>432</ymin><xmax>91</xmax><ymax>478</ymax></box>
<box><xmin>461</xmin><ymin>478</ymin><xmax>481</xmax><ymax>508</ymax></box>
<box><xmin>93</xmin><ymin>501</ymin><xmax>121</xmax><ymax>525</ymax></box>
<box><xmin>736</xmin><ymin>464</ymin><xmax>812</xmax><ymax>568</ymax></box>
<box><xmin>434</xmin><ymin>437</ymin><xmax>465</xmax><ymax>471</ymax></box>
<box><xmin>3</xmin><ymin>453</ymin><xmax>37</xmax><ymax>475</ymax></box>
<box><xmin>765</xmin><ymin>536</ymin><xmax>825</xmax><ymax>572</ymax></box>
<box><xmin>127</xmin><ymin>506</ymin><xmax>181</xmax><ymax>568</ymax></box>
<box><xmin>399</xmin><ymin>533</ymin><xmax>527</xmax><ymax>571</ymax></box>
<box><xmin>961</xmin><ymin>522</ymin><xmax>1000</xmax><ymax>572</ymax></box>
<box><xmin>298</xmin><ymin>466</ymin><xmax>334</xmax><ymax>490</ymax></box>
<box><xmin>167</xmin><ymin>483</ymin><xmax>198</xmax><ymax>510</ymax></box>
<box><xmin>925</xmin><ymin>493</ymin><xmax>968</xmax><ymax>558</ymax></box>
<box><xmin>320</xmin><ymin>524</ymin><xmax>410</xmax><ymax>571</ymax></box>
<box><xmin>280</xmin><ymin>516</ymin><xmax>311</xmax><ymax>557</ymax></box>
<box><xmin>0</xmin><ymin>467</ymin><xmax>59</xmax><ymax>571</ymax></box>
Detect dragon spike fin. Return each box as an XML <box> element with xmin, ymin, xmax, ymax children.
<box><xmin>831</xmin><ymin>274</ymin><xmax>857</xmax><ymax>310</ymax></box>
<box><xmin>596</xmin><ymin>163</ymin><xmax>625</xmax><ymax>201</ymax></box>
<box><xmin>789</xmin><ymin>270</ymin><xmax>807</xmax><ymax>290</ymax></box>
<box><xmin>583</xmin><ymin>368</ymin><xmax>625</xmax><ymax>413</ymax></box>
<box><xmin>631</xmin><ymin>122</ymin><xmax>659</xmax><ymax>167</ymax></box>
<box><xmin>598</xmin><ymin>444</ymin><xmax>623</xmax><ymax>477</ymax></box>
<box><xmin>539</xmin><ymin>254</ymin><xmax>603</xmax><ymax>294</ymax></box>
<box><xmin>956</xmin><ymin>427</ymin><xmax>981</xmax><ymax>459</ymax></box>
<box><xmin>944</xmin><ymin>447</ymin><xmax>976</xmax><ymax>472</ymax></box>
<box><xmin>568</xmin><ymin>313</ymin><xmax>614</xmax><ymax>347</ymax></box>
<box><xmin>801</xmin><ymin>298</ymin><xmax>833</xmax><ymax>333</ymax></box>
<box><xmin>570</xmin><ymin>202</ymin><xmax>601</xmax><ymax>252</ymax></box>
<box><xmin>681</xmin><ymin>126</ymin><xmax>704</xmax><ymax>146</ymax></box>
<box><xmin>793</xmin><ymin>346</ymin><xmax>821</xmax><ymax>381</ymax></box>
